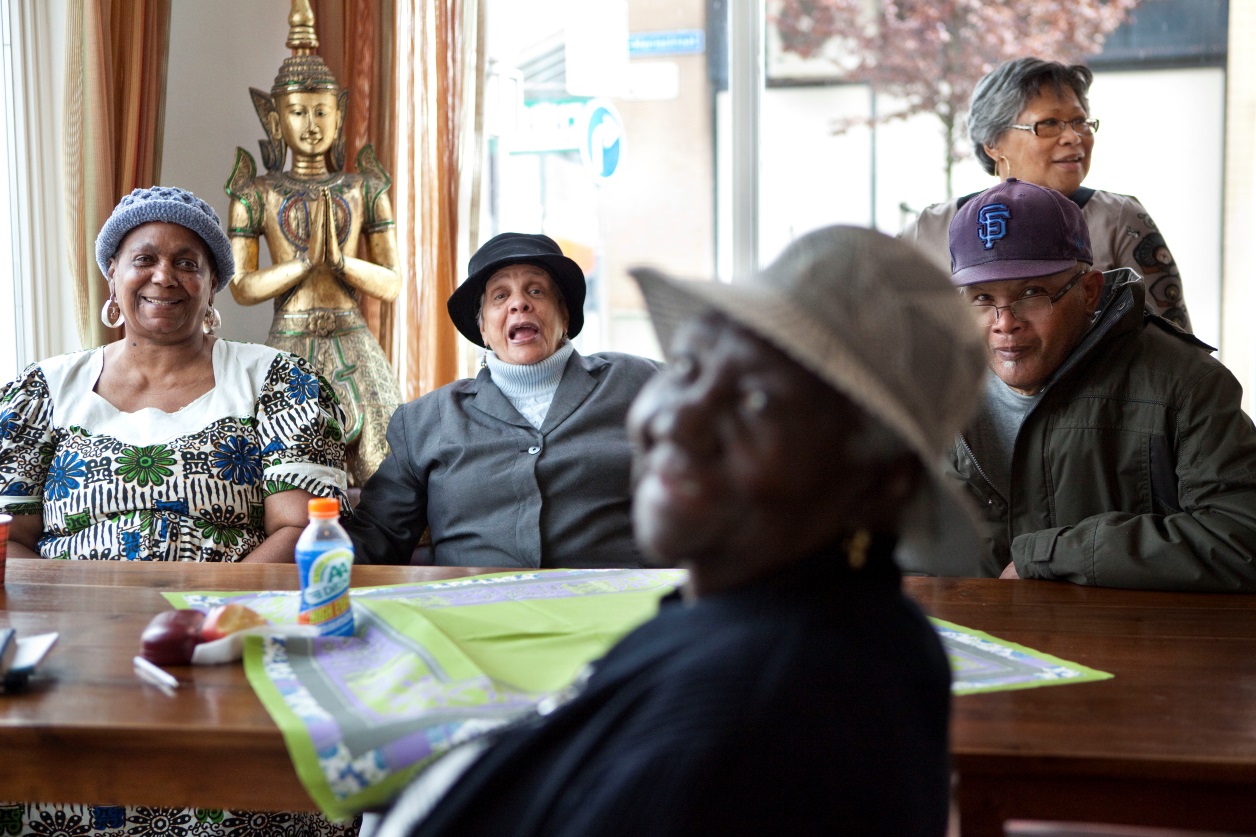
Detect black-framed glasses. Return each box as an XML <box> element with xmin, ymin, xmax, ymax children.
<box><xmin>968</xmin><ymin>270</ymin><xmax>1088</xmax><ymax>325</ymax></box>
<box><xmin>1009</xmin><ymin>118</ymin><xmax>1100</xmax><ymax>138</ymax></box>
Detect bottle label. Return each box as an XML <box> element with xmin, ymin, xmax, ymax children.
<box><xmin>296</xmin><ymin>545</ymin><xmax>355</xmax><ymax>637</ymax></box>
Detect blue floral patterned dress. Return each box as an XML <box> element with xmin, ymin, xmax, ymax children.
<box><xmin>0</xmin><ymin>340</ymin><xmax>356</xmax><ymax>836</ymax></box>
<box><xmin>0</xmin><ymin>340</ymin><xmax>348</xmax><ymax>560</ymax></box>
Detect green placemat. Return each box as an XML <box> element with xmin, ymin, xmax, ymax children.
<box><xmin>165</xmin><ymin>573</ymin><xmax>1111</xmax><ymax>819</ymax></box>
<box><xmin>932</xmin><ymin>617</ymin><xmax>1113</xmax><ymax>694</ymax></box>
<box><xmin>171</xmin><ymin>568</ymin><xmax>685</xmax><ymax>820</ymax></box>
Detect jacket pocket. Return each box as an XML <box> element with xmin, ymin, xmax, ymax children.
<box><xmin>1043</xmin><ymin>397</ymin><xmax>1171</xmax><ymax>523</ymax></box>
<box><xmin>1148</xmin><ymin>433</ymin><xmax>1182</xmax><ymax>515</ymax></box>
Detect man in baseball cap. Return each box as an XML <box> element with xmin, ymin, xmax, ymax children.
<box><xmin>943</xmin><ymin>178</ymin><xmax>1256</xmax><ymax>591</ymax></box>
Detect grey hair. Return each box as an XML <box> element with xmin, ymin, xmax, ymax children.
<box><xmin>968</xmin><ymin>58</ymin><xmax>1094</xmax><ymax>176</ymax></box>
<box><xmin>474</xmin><ymin>266</ymin><xmax>566</xmax><ymax>330</ymax></box>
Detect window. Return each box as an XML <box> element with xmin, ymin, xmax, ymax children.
<box><xmin>482</xmin><ymin>0</ymin><xmax>716</xmax><ymax>360</ymax></box>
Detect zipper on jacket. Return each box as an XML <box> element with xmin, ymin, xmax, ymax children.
<box><xmin>986</xmin><ymin>272</ymin><xmax>1137</xmax><ymax>501</ymax></box>
<box><xmin>958</xmin><ymin>434</ymin><xmax>1006</xmax><ymax>506</ymax></box>
<box><xmin>960</xmin><ymin>272</ymin><xmax>1137</xmax><ymax>565</ymax></box>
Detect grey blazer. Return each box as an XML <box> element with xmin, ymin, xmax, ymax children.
<box><xmin>347</xmin><ymin>351</ymin><xmax>662</xmax><ymax>568</ymax></box>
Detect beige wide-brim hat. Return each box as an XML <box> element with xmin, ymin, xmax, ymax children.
<box><xmin>630</xmin><ymin>225</ymin><xmax>989</xmax><ymax>576</ymax></box>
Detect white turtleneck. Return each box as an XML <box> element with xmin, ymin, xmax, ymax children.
<box><xmin>484</xmin><ymin>341</ymin><xmax>575</xmax><ymax>429</ymax></box>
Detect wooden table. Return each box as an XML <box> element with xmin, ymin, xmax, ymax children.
<box><xmin>909</xmin><ymin>577</ymin><xmax>1256</xmax><ymax>837</ymax></box>
<box><xmin>0</xmin><ymin>558</ymin><xmax>487</xmax><ymax>812</ymax></box>
<box><xmin>3</xmin><ymin>560</ymin><xmax>1256</xmax><ymax>834</ymax></box>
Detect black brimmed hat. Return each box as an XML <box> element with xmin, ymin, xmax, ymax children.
<box><xmin>447</xmin><ymin>233</ymin><xmax>587</xmax><ymax>347</ymax></box>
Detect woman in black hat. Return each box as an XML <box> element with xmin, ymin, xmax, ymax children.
<box><xmin>347</xmin><ymin>233</ymin><xmax>662</xmax><ymax>568</ymax></box>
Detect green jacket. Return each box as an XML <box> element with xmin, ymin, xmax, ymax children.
<box><xmin>946</xmin><ymin>271</ymin><xmax>1256</xmax><ymax>591</ymax></box>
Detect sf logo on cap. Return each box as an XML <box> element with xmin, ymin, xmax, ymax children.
<box><xmin>977</xmin><ymin>203</ymin><xmax>1011</xmax><ymax>250</ymax></box>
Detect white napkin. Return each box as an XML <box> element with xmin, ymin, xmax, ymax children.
<box><xmin>191</xmin><ymin>623</ymin><xmax>321</xmax><ymax>665</ymax></box>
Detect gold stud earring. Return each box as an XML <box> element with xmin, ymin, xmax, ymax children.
<box><xmin>845</xmin><ymin>529</ymin><xmax>871</xmax><ymax>570</ymax></box>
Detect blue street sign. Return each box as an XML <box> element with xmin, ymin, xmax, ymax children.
<box><xmin>580</xmin><ymin>99</ymin><xmax>623</xmax><ymax>180</ymax></box>
<box><xmin>628</xmin><ymin>29</ymin><xmax>705</xmax><ymax>57</ymax></box>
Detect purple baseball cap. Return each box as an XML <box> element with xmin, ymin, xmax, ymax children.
<box><xmin>949</xmin><ymin>179</ymin><xmax>1093</xmax><ymax>286</ymax></box>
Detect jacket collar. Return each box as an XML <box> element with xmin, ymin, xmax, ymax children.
<box><xmin>1038</xmin><ymin>268</ymin><xmax>1143</xmax><ymax>395</ymax></box>
<box><xmin>468</xmin><ymin>350</ymin><xmax>602</xmax><ymax>433</ymax></box>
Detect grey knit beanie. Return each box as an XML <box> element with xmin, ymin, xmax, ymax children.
<box><xmin>95</xmin><ymin>186</ymin><xmax>235</xmax><ymax>291</ymax></box>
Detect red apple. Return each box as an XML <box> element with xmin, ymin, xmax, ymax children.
<box><xmin>140</xmin><ymin>609</ymin><xmax>206</xmax><ymax>666</ymax></box>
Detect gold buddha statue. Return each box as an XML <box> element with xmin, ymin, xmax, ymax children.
<box><xmin>225</xmin><ymin>0</ymin><xmax>401</xmax><ymax>486</ymax></box>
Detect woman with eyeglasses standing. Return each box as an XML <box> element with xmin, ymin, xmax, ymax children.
<box><xmin>901</xmin><ymin>57</ymin><xmax>1191</xmax><ymax>330</ymax></box>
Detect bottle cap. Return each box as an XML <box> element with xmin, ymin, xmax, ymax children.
<box><xmin>307</xmin><ymin>497</ymin><xmax>340</xmax><ymax>517</ymax></box>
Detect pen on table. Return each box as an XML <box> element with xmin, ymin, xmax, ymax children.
<box><xmin>132</xmin><ymin>655</ymin><xmax>180</xmax><ymax>693</ymax></box>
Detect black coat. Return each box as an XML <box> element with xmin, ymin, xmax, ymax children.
<box><xmin>404</xmin><ymin>546</ymin><xmax>952</xmax><ymax>836</ymax></box>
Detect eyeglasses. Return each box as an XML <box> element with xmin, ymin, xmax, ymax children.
<box><xmin>968</xmin><ymin>270</ymin><xmax>1088</xmax><ymax>325</ymax></box>
<box><xmin>1009</xmin><ymin>118</ymin><xmax>1100</xmax><ymax>138</ymax></box>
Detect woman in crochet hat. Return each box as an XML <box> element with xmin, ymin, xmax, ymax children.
<box><xmin>347</xmin><ymin>232</ymin><xmax>661</xmax><ymax>569</ymax></box>
<box><xmin>0</xmin><ymin>188</ymin><xmax>354</xmax><ymax>832</ymax></box>
<box><xmin>0</xmin><ymin>186</ymin><xmax>348</xmax><ymax>565</ymax></box>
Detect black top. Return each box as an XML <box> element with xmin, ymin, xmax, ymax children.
<box><xmin>404</xmin><ymin>539</ymin><xmax>952</xmax><ymax>836</ymax></box>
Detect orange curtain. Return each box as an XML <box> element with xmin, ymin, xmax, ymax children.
<box><xmin>394</xmin><ymin>0</ymin><xmax>483</xmax><ymax>399</ymax></box>
<box><xmin>313</xmin><ymin>0</ymin><xmax>397</xmax><ymax>355</ymax></box>
<box><xmin>63</xmin><ymin>0</ymin><xmax>171</xmax><ymax>348</ymax></box>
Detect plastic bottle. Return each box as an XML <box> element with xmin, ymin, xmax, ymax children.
<box><xmin>295</xmin><ymin>497</ymin><xmax>355</xmax><ymax>637</ymax></box>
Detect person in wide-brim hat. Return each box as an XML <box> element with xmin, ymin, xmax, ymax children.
<box><xmin>630</xmin><ymin>225</ymin><xmax>987</xmax><ymax>577</ymax></box>
<box><xmin>367</xmin><ymin>226</ymin><xmax>988</xmax><ymax>837</ymax></box>
<box><xmin>346</xmin><ymin>231</ymin><xmax>662</xmax><ymax>571</ymax></box>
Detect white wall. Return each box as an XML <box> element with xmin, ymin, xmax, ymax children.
<box><xmin>163</xmin><ymin>0</ymin><xmax>290</xmax><ymax>345</ymax></box>
<box><xmin>1085</xmin><ymin>67</ymin><xmax>1224</xmax><ymax>349</ymax></box>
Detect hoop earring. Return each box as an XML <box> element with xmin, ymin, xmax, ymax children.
<box><xmin>203</xmin><ymin>305</ymin><xmax>222</xmax><ymax>335</ymax></box>
<box><xmin>100</xmin><ymin>296</ymin><xmax>124</xmax><ymax>328</ymax></box>
<box><xmin>999</xmin><ymin>155</ymin><xmax>1014</xmax><ymax>180</ymax></box>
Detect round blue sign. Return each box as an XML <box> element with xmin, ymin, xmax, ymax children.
<box><xmin>581</xmin><ymin>99</ymin><xmax>623</xmax><ymax>180</ymax></box>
